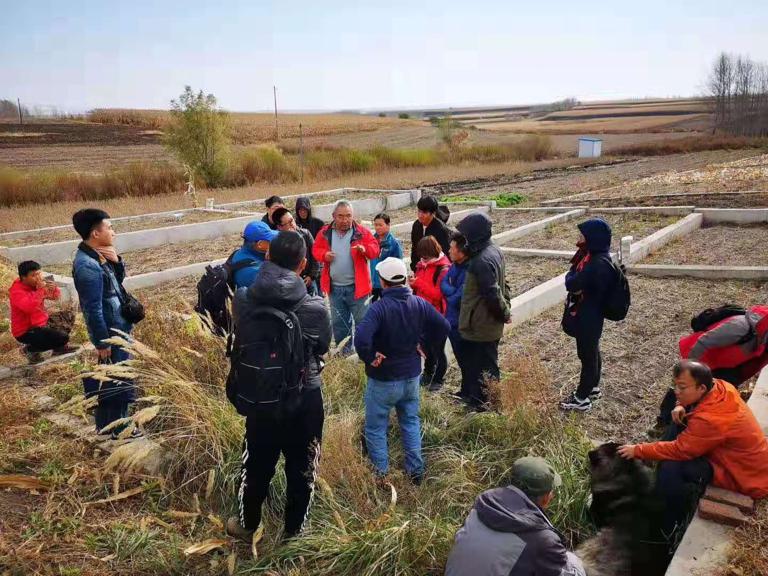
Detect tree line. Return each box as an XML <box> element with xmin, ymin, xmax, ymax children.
<box><xmin>708</xmin><ymin>52</ymin><xmax>768</xmax><ymax>136</ymax></box>
<box><xmin>0</xmin><ymin>99</ymin><xmax>30</xmax><ymax>120</ymax></box>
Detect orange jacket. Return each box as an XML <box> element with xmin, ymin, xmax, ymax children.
<box><xmin>635</xmin><ymin>379</ymin><xmax>768</xmax><ymax>498</ymax></box>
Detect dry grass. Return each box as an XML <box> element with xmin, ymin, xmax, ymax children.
<box><xmin>611</xmin><ymin>135</ymin><xmax>768</xmax><ymax>157</ymax></box>
<box><xmin>504</xmin><ymin>256</ymin><xmax>566</xmax><ymax>297</ymax></box>
<box><xmin>502</xmin><ymin>276</ymin><xmax>768</xmax><ymax>441</ymax></box>
<box><xmin>644</xmin><ymin>224</ymin><xmax>768</xmax><ymax>266</ymax></box>
<box><xmin>720</xmin><ymin>500</ymin><xmax>768</xmax><ymax>576</ymax></box>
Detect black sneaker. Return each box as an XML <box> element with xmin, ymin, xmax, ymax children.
<box><xmin>427</xmin><ymin>381</ymin><xmax>444</xmax><ymax>392</ymax></box>
<box><xmin>588</xmin><ymin>388</ymin><xmax>602</xmax><ymax>401</ymax></box>
<box><xmin>23</xmin><ymin>346</ymin><xmax>44</xmax><ymax>364</ymax></box>
<box><xmin>110</xmin><ymin>426</ymin><xmax>144</xmax><ymax>441</ymax></box>
<box><xmin>560</xmin><ymin>394</ymin><xmax>592</xmax><ymax>412</ymax></box>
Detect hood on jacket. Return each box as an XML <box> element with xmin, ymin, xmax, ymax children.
<box><xmin>295</xmin><ymin>196</ymin><xmax>313</xmax><ymax>219</ymax></box>
<box><xmin>456</xmin><ymin>212</ymin><xmax>492</xmax><ymax>252</ymax></box>
<box><xmin>475</xmin><ymin>486</ymin><xmax>554</xmax><ymax>534</ymax></box>
<box><xmin>241</xmin><ymin>242</ymin><xmax>269</xmax><ymax>261</ymax></box>
<box><xmin>246</xmin><ymin>261</ymin><xmax>305</xmax><ymax>307</ymax></box>
<box><xmin>577</xmin><ymin>218</ymin><xmax>612</xmax><ymax>254</ymax></box>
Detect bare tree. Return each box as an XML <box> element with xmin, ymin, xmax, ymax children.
<box><xmin>708</xmin><ymin>52</ymin><xmax>768</xmax><ymax>136</ymax></box>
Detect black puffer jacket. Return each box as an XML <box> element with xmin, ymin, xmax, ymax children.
<box><xmin>231</xmin><ymin>261</ymin><xmax>331</xmax><ymax>391</ymax></box>
<box><xmin>563</xmin><ymin>218</ymin><xmax>615</xmax><ymax>340</ymax></box>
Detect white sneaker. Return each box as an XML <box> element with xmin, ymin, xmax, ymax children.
<box><xmin>560</xmin><ymin>394</ymin><xmax>592</xmax><ymax>412</ymax></box>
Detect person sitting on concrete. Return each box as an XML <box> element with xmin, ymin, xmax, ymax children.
<box><xmin>411</xmin><ymin>236</ymin><xmax>451</xmax><ymax>391</ymax></box>
<box><xmin>354</xmin><ymin>257</ymin><xmax>450</xmax><ymax>484</ymax></box>
<box><xmin>10</xmin><ymin>260</ymin><xmax>75</xmax><ymax>363</ymax></box>
<box><xmin>619</xmin><ymin>360</ymin><xmax>768</xmax><ymax>538</ymax></box>
<box><xmin>370</xmin><ymin>213</ymin><xmax>404</xmax><ymax>303</ymax></box>
<box><xmin>455</xmin><ymin>212</ymin><xmax>511</xmax><ymax>411</ymax></box>
<box><xmin>410</xmin><ymin>195</ymin><xmax>453</xmax><ymax>273</ymax></box>
<box><xmin>441</xmin><ymin>234</ymin><xmax>470</xmax><ymax>400</ymax></box>
<box><xmin>295</xmin><ymin>196</ymin><xmax>324</xmax><ymax>239</ymax></box>
<box><xmin>230</xmin><ymin>221</ymin><xmax>278</xmax><ymax>289</ymax></box>
<box><xmin>261</xmin><ymin>195</ymin><xmax>286</xmax><ymax>230</ymax></box>
<box><xmin>271</xmin><ymin>207</ymin><xmax>320</xmax><ymax>295</ymax></box>
<box><xmin>560</xmin><ymin>218</ymin><xmax>616</xmax><ymax>412</ymax></box>
<box><xmin>655</xmin><ymin>305</ymin><xmax>768</xmax><ymax>428</ymax></box>
<box><xmin>445</xmin><ymin>456</ymin><xmax>586</xmax><ymax>576</ymax></box>
<box><xmin>312</xmin><ymin>200</ymin><xmax>379</xmax><ymax>355</ymax></box>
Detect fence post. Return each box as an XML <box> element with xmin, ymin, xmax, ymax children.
<box><xmin>17</xmin><ymin>98</ymin><xmax>23</xmax><ymax>125</ymax></box>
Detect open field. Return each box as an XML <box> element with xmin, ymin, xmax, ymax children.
<box><xmin>505</xmin><ymin>212</ymin><xmax>680</xmax><ymax>252</ymax></box>
<box><xmin>502</xmin><ymin>276</ymin><xmax>768</xmax><ymax>441</ymax></box>
<box><xmin>1</xmin><ymin>149</ymin><xmax>764</xmax><ymax>233</ymax></box>
<box><xmin>644</xmin><ymin>224</ymin><xmax>768</xmax><ymax>266</ymax></box>
<box><xmin>505</xmin><ymin>256</ymin><xmax>566</xmax><ymax>296</ymax></box>
<box><xmin>454</xmin><ymin>98</ymin><xmax>712</xmax><ymax>134</ymax></box>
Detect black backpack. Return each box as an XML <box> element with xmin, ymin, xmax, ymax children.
<box><xmin>226</xmin><ymin>300</ymin><xmax>307</xmax><ymax>418</ymax></box>
<box><xmin>195</xmin><ymin>251</ymin><xmax>256</xmax><ymax>335</ymax></box>
<box><xmin>690</xmin><ymin>305</ymin><xmax>746</xmax><ymax>333</ymax></box>
<box><xmin>603</xmin><ymin>258</ymin><xmax>631</xmax><ymax>322</ymax></box>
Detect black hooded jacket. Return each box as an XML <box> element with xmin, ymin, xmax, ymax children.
<box><xmin>446</xmin><ymin>485</ymin><xmax>569</xmax><ymax>576</ymax></box>
<box><xmin>295</xmin><ymin>197</ymin><xmax>325</xmax><ymax>240</ymax></box>
<box><xmin>563</xmin><ymin>218</ymin><xmax>616</xmax><ymax>340</ymax></box>
<box><xmin>231</xmin><ymin>261</ymin><xmax>332</xmax><ymax>394</ymax></box>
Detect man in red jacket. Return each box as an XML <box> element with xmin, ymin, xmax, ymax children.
<box><xmin>10</xmin><ymin>260</ymin><xmax>74</xmax><ymax>363</ymax></box>
<box><xmin>312</xmin><ymin>200</ymin><xmax>379</xmax><ymax>355</ymax></box>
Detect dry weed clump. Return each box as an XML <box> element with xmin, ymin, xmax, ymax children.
<box><xmin>721</xmin><ymin>500</ymin><xmax>768</xmax><ymax>576</ymax></box>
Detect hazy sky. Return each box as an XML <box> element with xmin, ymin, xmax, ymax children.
<box><xmin>2</xmin><ymin>0</ymin><xmax>767</xmax><ymax>113</ymax></box>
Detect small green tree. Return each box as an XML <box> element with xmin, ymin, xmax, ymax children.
<box><xmin>164</xmin><ymin>86</ymin><xmax>230</xmax><ymax>186</ymax></box>
<box><xmin>398</xmin><ymin>112</ymin><xmax>410</xmax><ymax>119</ymax></box>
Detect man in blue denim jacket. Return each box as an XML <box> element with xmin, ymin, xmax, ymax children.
<box><xmin>369</xmin><ymin>213</ymin><xmax>404</xmax><ymax>302</ymax></box>
<box><xmin>354</xmin><ymin>257</ymin><xmax>450</xmax><ymax>484</ymax></box>
<box><xmin>72</xmin><ymin>209</ymin><xmax>138</xmax><ymax>436</ymax></box>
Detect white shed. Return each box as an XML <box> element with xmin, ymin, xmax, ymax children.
<box><xmin>578</xmin><ymin>137</ymin><xmax>602</xmax><ymax>158</ymax></box>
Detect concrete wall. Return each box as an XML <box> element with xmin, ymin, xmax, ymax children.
<box><xmin>696</xmin><ymin>208</ymin><xmax>768</xmax><ymax>225</ymax></box>
<box><xmin>492</xmin><ymin>209</ymin><xmax>586</xmax><ymax>246</ymax></box>
<box><xmin>122</xmin><ymin>259</ymin><xmax>226</xmax><ymax>291</ymax></box>
<box><xmin>628</xmin><ymin>265</ymin><xmax>768</xmax><ymax>281</ymax></box>
<box><xmin>389</xmin><ymin>205</ymin><xmax>491</xmax><ymax>235</ymax></box>
<box><xmin>500</xmin><ymin>247</ymin><xmax>574</xmax><ymax>259</ymax></box>
<box><xmin>386</xmin><ymin>192</ymin><xmax>415</xmax><ymax>211</ymax></box>
<box><xmin>594</xmin><ymin>206</ymin><xmax>695</xmax><ymax>216</ymax></box>
<box><xmin>214</xmin><ymin>187</ymin><xmax>347</xmax><ymax>210</ymax></box>
<box><xmin>493</xmin><ymin>206</ymin><xmax>588</xmax><ymax>213</ymax></box>
<box><xmin>505</xmin><ymin>273</ymin><xmax>567</xmax><ymax>330</ymax></box>
<box><xmin>628</xmin><ymin>213</ymin><xmax>703</xmax><ymax>263</ymax></box>
<box><xmin>6</xmin><ymin>214</ymin><xmax>263</xmax><ymax>266</ymax></box>
<box><xmin>0</xmin><ymin>207</ymin><xmax>229</xmax><ymax>244</ymax></box>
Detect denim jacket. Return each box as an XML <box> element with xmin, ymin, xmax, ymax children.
<box><xmin>73</xmin><ymin>243</ymin><xmax>133</xmax><ymax>349</ymax></box>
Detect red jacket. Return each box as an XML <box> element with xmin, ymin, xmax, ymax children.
<box><xmin>9</xmin><ymin>278</ymin><xmax>60</xmax><ymax>338</ymax></box>
<box><xmin>313</xmin><ymin>221</ymin><xmax>380</xmax><ymax>299</ymax></box>
<box><xmin>680</xmin><ymin>305</ymin><xmax>768</xmax><ymax>379</ymax></box>
<box><xmin>411</xmin><ymin>254</ymin><xmax>451</xmax><ymax>313</ymax></box>
<box><xmin>635</xmin><ymin>379</ymin><xmax>768</xmax><ymax>499</ymax></box>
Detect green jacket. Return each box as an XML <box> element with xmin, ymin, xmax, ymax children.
<box><xmin>459</xmin><ymin>244</ymin><xmax>511</xmax><ymax>342</ymax></box>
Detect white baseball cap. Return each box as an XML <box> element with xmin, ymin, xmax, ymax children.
<box><xmin>375</xmin><ymin>257</ymin><xmax>408</xmax><ymax>284</ymax></box>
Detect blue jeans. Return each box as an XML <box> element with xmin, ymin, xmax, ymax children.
<box><xmin>329</xmin><ymin>285</ymin><xmax>369</xmax><ymax>353</ymax></box>
<box><xmin>364</xmin><ymin>376</ymin><xmax>423</xmax><ymax>477</ymax></box>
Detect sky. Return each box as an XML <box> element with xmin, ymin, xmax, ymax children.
<box><xmin>2</xmin><ymin>0</ymin><xmax>768</xmax><ymax>113</ymax></box>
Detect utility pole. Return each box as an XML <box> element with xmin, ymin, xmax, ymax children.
<box><xmin>273</xmin><ymin>85</ymin><xmax>279</xmax><ymax>142</ymax></box>
<box><xmin>299</xmin><ymin>123</ymin><xmax>304</xmax><ymax>183</ymax></box>
<box><xmin>17</xmin><ymin>97</ymin><xmax>23</xmax><ymax>125</ymax></box>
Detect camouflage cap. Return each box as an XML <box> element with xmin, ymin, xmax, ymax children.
<box><xmin>510</xmin><ymin>456</ymin><xmax>562</xmax><ymax>497</ymax></box>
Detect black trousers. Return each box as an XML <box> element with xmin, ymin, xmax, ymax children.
<box><xmin>16</xmin><ymin>325</ymin><xmax>69</xmax><ymax>353</ymax></box>
<box><xmin>462</xmin><ymin>339</ymin><xmax>500</xmax><ymax>407</ymax></box>
<box><xmin>657</xmin><ymin>367</ymin><xmax>741</xmax><ymax>426</ymax></box>
<box><xmin>238</xmin><ymin>388</ymin><xmax>324</xmax><ymax>536</ymax></box>
<box><xmin>423</xmin><ymin>336</ymin><xmax>448</xmax><ymax>387</ymax></box>
<box><xmin>575</xmin><ymin>336</ymin><xmax>602</xmax><ymax>399</ymax></box>
<box><xmin>655</xmin><ymin>424</ymin><xmax>713</xmax><ymax>538</ymax></box>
